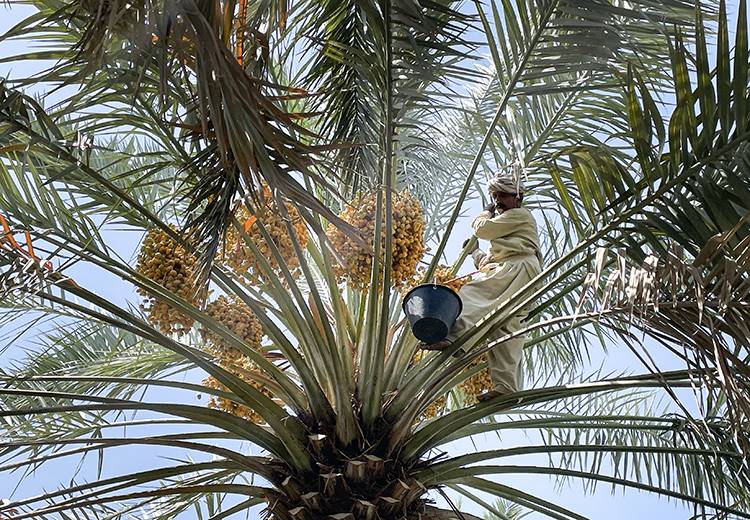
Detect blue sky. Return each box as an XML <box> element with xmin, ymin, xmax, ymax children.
<box><xmin>0</xmin><ymin>3</ymin><xmax>743</xmax><ymax>518</ymax></box>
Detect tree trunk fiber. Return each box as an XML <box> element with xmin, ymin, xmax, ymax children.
<box><xmin>417</xmin><ymin>506</ymin><xmax>484</xmax><ymax>520</ymax></box>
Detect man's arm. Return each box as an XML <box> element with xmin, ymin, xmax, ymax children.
<box><xmin>472</xmin><ymin>207</ymin><xmax>531</xmax><ymax>241</ymax></box>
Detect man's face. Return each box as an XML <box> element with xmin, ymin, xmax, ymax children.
<box><xmin>491</xmin><ymin>191</ymin><xmax>520</xmax><ymax>210</ymax></box>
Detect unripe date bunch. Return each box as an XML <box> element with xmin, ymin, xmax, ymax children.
<box><xmin>200</xmin><ymin>296</ymin><xmax>269</xmax><ymax>424</ymax></box>
<box><xmin>202</xmin><ymin>357</ymin><xmax>272</xmax><ymax>425</ymax></box>
<box><xmin>411</xmin><ymin>350</ymin><xmax>490</xmax><ymax>415</ymax></box>
<box><xmin>401</xmin><ymin>265</ymin><xmax>473</xmax><ymax>296</ymax></box>
<box><xmin>135</xmin><ymin>227</ymin><xmax>199</xmax><ymax>334</ymax></box>
<box><xmin>459</xmin><ymin>355</ymin><xmax>493</xmax><ymax>404</ymax></box>
<box><xmin>328</xmin><ymin>190</ymin><xmax>426</xmax><ymax>289</ymax></box>
<box><xmin>224</xmin><ymin>188</ymin><xmax>309</xmax><ymax>281</ymax></box>
<box><xmin>201</xmin><ymin>295</ymin><xmax>263</xmax><ymax>362</ymax></box>
<box><xmin>421</xmin><ymin>394</ymin><xmax>448</xmax><ymax>420</ymax></box>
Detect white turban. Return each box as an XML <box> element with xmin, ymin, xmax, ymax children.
<box><xmin>488</xmin><ymin>173</ymin><xmax>525</xmax><ymax>195</ymax></box>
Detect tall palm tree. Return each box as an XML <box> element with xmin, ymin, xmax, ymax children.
<box><xmin>0</xmin><ymin>0</ymin><xmax>749</xmax><ymax>518</ymax></box>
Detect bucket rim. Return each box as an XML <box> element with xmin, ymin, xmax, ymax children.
<box><xmin>401</xmin><ymin>283</ymin><xmax>463</xmax><ymax>315</ymax></box>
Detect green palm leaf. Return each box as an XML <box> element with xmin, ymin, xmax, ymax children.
<box><xmin>2</xmin><ymin>1</ymin><xmax>750</xmax><ymax>519</ymax></box>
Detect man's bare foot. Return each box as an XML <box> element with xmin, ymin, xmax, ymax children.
<box><xmin>418</xmin><ymin>339</ymin><xmax>451</xmax><ymax>351</ymax></box>
<box><xmin>477</xmin><ymin>389</ymin><xmax>503</xmax><ymax>402</ymax></box>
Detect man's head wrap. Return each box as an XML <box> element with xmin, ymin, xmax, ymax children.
<box><xmin>487</xmin><ymin>173</ymin><xmax>525</xmax><ymax>195</ymax></box>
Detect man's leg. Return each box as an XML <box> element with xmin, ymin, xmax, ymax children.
<box><xmin>482</xmin><ymin>316</ymin><xmax>525</xmax><ymax>397</ymax></box>
<box><xmin>485</xmin><ymin>335</ymin><xmax>524</xmax><ymax>394</ymax></box>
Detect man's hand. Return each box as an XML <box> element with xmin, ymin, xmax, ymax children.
<box><xmin>484</xmin><ymin>202</ymin><xmax>497</xmax><ymax>214</ymax></box>
<box><xmin>462</xmin><ymin>238</ymin><xmax>478</xmax><ymax>252</ymax></box>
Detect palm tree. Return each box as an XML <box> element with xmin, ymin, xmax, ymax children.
<box><xmin>0</xmin><ymin>0</ymin><xmax>749</xmax><ymax>518</ymax></box>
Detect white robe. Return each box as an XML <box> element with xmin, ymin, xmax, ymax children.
<box><xmin>447</xmin><ymin>207</ymin><xmax>542</xmax><ymax>393</ymax></box>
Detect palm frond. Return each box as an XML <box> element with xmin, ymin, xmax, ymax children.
<box><xmin>2</xmin><ymin>1</ymin><xmax>750</xmax><ymax>519</ymax></box>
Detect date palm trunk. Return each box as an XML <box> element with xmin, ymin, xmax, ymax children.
<box><xmin>420</xmin><ymin>507</ymin><xmax>483</xmax><ymax>519</ymax></box>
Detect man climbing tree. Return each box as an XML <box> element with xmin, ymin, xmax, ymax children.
<box><xmin>421</xmin><ymin>173</ymin><xmax>542</xmax><ymax>401</ymax></box>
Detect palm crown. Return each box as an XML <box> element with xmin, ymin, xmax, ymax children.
<box><xmin>0</xmin><ymin>0</ymin><xmax>750</xmax><ymax>518</ymax></box>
